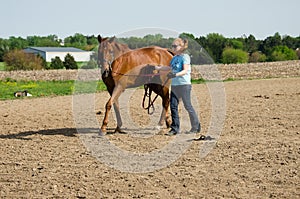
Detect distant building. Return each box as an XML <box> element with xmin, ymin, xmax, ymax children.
<box><xmin>24</xmin><ymin>47</ymin><xmax>93</xmax><ymax>62</ymax></box>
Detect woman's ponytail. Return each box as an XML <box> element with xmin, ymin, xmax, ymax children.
<box><xmin>182</xmin><ymin>39</ymin><xmax>188</xmax><ymax>50</ymax></box>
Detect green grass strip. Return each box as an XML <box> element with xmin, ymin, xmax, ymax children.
<box><xmin>0</xmin><ymin>62</ymin><xmax>5</xmax><ymax>71</ymax></box>
<box><xmin>0</xmin><ymin>79</ymin><xmax>107</xmax><ymax>100</ymax></box>
<box><xmin>0</xmin><ymin>77</ymin><xmax>251</xmax><ymax>100</ymax></box>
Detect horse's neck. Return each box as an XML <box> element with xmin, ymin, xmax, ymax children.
<box><xmin>114</xmin><ymin>44</ymin><xmax>131</xmax><ymax>58</ymax></box>
<box><xmin>120</xmin><ymin>47</ymin><xmax>131</xmax><ymax>54</ymax></box>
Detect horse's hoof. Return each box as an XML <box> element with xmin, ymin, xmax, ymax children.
<box><xmin>98</xmin><ymin>129</ymin><xmax>104</xmax><ymax>136</ymax></box>
<box><xmin>165</xmin><ymin>118</ymin><xmax>172</xmax><ymax>128</ymax></box>
<box><xmin>114</xmin><ymin>127</ymin><xmax>126</xmax><ymax>134</ymax></box>
<box><xmin>114</xmin><ymin>127</ymin><xmax>120</xmax><ymax>133</ymax></box>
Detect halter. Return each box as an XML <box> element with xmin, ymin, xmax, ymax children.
<box><xmin>100</xmin><ymin>50</ymin><xmax>114</xmax><ymax>78</ymax></box>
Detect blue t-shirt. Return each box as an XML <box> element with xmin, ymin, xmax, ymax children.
<box><xmin>170</xmin><ymin>54</ymin><xmax>191</xmax><ymax>86</ymax></box>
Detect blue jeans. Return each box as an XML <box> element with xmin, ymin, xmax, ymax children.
<box><xmin>170</xmin><ymin>85</ymin><xmax>200</xmax><ymax>133</ymax></box>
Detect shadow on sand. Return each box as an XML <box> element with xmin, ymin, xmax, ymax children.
<box><xmin>0</xmin><ymin>128</ymin><xmax>101</xmax><ymax>140</ymax></box>
<box><xmin>0</xmin><ymin>127</ymin><xmax>213</xmax><ymax>142</ymax></box>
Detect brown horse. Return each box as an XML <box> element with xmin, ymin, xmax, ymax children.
<box><xmin>97</xmin><ymin>35</ymin><xmax>173</xmax><ymax>134</ymax></box>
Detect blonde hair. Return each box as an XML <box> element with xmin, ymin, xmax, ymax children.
<box><xmin>173</xmin><ymin>38</ymin><xmax>189</xmax><ymax>51</ymax></box>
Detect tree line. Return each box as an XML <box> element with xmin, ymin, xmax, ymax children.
<box><xmin>0</xmin><ymin>32</ymin><xmax>299</xmax><ymax>70</ymax></box>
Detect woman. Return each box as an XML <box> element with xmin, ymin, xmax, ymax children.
<box><xmin>156</xmin><ymin>38</ymin><xmax>201</xmax><ymax>136</ymax></box>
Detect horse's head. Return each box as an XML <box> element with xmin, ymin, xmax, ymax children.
<box><xmin>97</xmin><ymin>35</ymin><xmax>116</xmax><ymax>76</ymax></box>
<box><xmin>98</xmin><ymin>35</ymin><xmax>131</xmax><ymax>77</ymax></box>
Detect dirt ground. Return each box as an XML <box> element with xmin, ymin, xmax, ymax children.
<box><xmin>0</xmin><ymin>77</ymin><xmax>299</xmax><ymax>198</ymax></box>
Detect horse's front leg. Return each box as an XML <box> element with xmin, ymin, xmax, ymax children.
<box><xmin>100</xmin><ymin>97</ymin><xmax>113</xmax><ymax>134</ymax></box>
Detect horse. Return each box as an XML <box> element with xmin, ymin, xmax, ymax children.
<box><xmin>97</xmin><ymin>35</ymin><xmax>173</xmax><ymax>134</ymax></box>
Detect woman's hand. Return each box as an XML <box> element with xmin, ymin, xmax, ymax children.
<box><xmin>155</xmin><ymin>65</ymin><xmax>171</xmax><ymax>71</ymax></box>
<box><xmin>167</xmin><ymin>72</ymin><xmax>176</xmax><ymax>79</ymax></box>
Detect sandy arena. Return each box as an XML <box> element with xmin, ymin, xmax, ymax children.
<box><xmin>0</xmin><ymin>76</ymin><xmax>299</xmax><ymax>198</ymax></box>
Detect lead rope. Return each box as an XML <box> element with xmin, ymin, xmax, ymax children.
<box><xmin>142</xmin><ymin>84</ymin><xmax>155</xmax><ymax>115</ymax></box>
<box><xmin>142</xmin><ymin>77</ymin><xmax>170</xmax><ymax>115</ymax></box>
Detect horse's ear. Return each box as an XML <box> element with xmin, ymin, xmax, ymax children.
<box><xmin>97</xmin><ymin>35</ymin><xmax>102</xmax><ymax>43</ymax></box>
<box><xmin>98</xmin><ymin>35</ymin><xmax>109</xmax><ymax>43</ymax></box>
<box><xmin>109</xmin><ymin>36</ymin><xmax>116</xmax><ymax>43</ymax></box>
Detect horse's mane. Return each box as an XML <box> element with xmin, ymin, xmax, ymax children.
<box><xmin>115</xmin><ymin>42</ymin><xmax>130</xmax><ymax>51</ymax></box>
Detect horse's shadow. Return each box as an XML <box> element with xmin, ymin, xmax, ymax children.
<box><xmin>0</xmin><ymin>127</ymin><xmax>213</xmax><ymax>142</ymax></box>
<box><xmin>0</xmin><ymin>127</ymin><xmax>157</xmax><ymax>140</ymax></box>
<box><xmin>0</xmin><ymin>128</ymin><xmax>100</xmax><ymax>140</ymax></box>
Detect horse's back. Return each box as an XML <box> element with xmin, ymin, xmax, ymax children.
<box><xmin>112</xmin><ymin>47</ymin><xmax>172</xmax><ymax>73</ymax></box>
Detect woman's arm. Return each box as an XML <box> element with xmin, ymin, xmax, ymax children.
<box><xmin>155</xmin><ymin>65</ymin><xmax>171</xmax><ymax>71</ymax></box>
<box><xmin>174</xmin><ymin>64</ymin><xmax>190</xmax><ymax>77</ymax></box>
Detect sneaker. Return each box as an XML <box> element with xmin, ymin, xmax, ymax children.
<box><xmin>186</xmin><ymin>129</ymin><xmax>198</xmax><ymax>134</ymax></box>
<box><xmin>187</xmin><ymin>124</ymin><xmax>201</xmax><ymax>134</ymax></box>
<box><xmin>166</xmin><ymin>129</ymin><xmax>178</xmax><ymax>136</ymax></box>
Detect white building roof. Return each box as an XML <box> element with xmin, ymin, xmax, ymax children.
<box><xmin>26</xmin><ymin>47</ymin><xmax>88</xmax><ymax>53</ymax></box>
<box><xmin>24</xmin><ymin>47</ymin><xmax>93</xmax><ymax>62</ymax></box>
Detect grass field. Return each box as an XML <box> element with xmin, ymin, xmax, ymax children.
<box><xmin>0</xmin><ymin>79</ymin><xmax>107</xmax><ymax>100</ymax></box>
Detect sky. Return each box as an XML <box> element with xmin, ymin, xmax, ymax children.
<box><xmin>0</xmin><ymin>0</ymin><xmax>299</xmax><ymax>40</ymax></box>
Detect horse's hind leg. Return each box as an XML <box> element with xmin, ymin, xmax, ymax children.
<box><xmin>155</xmin><ymin>85</ymin><xmax>171</xmax><ymax>128</ymax></box>
<box><xmin>163</xmin><ymin>87</ymin><xmax>171</xmax><ymax>128</ymax></box>
<box><xmin>106</xmin><ymin>77</ymin><xmax>126</xmax><ymax>133</ymax></box>
<box><xmin>113</xmin><ymin>100</ymin><xmax>124</xmax><ymax>133</ymax></box>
